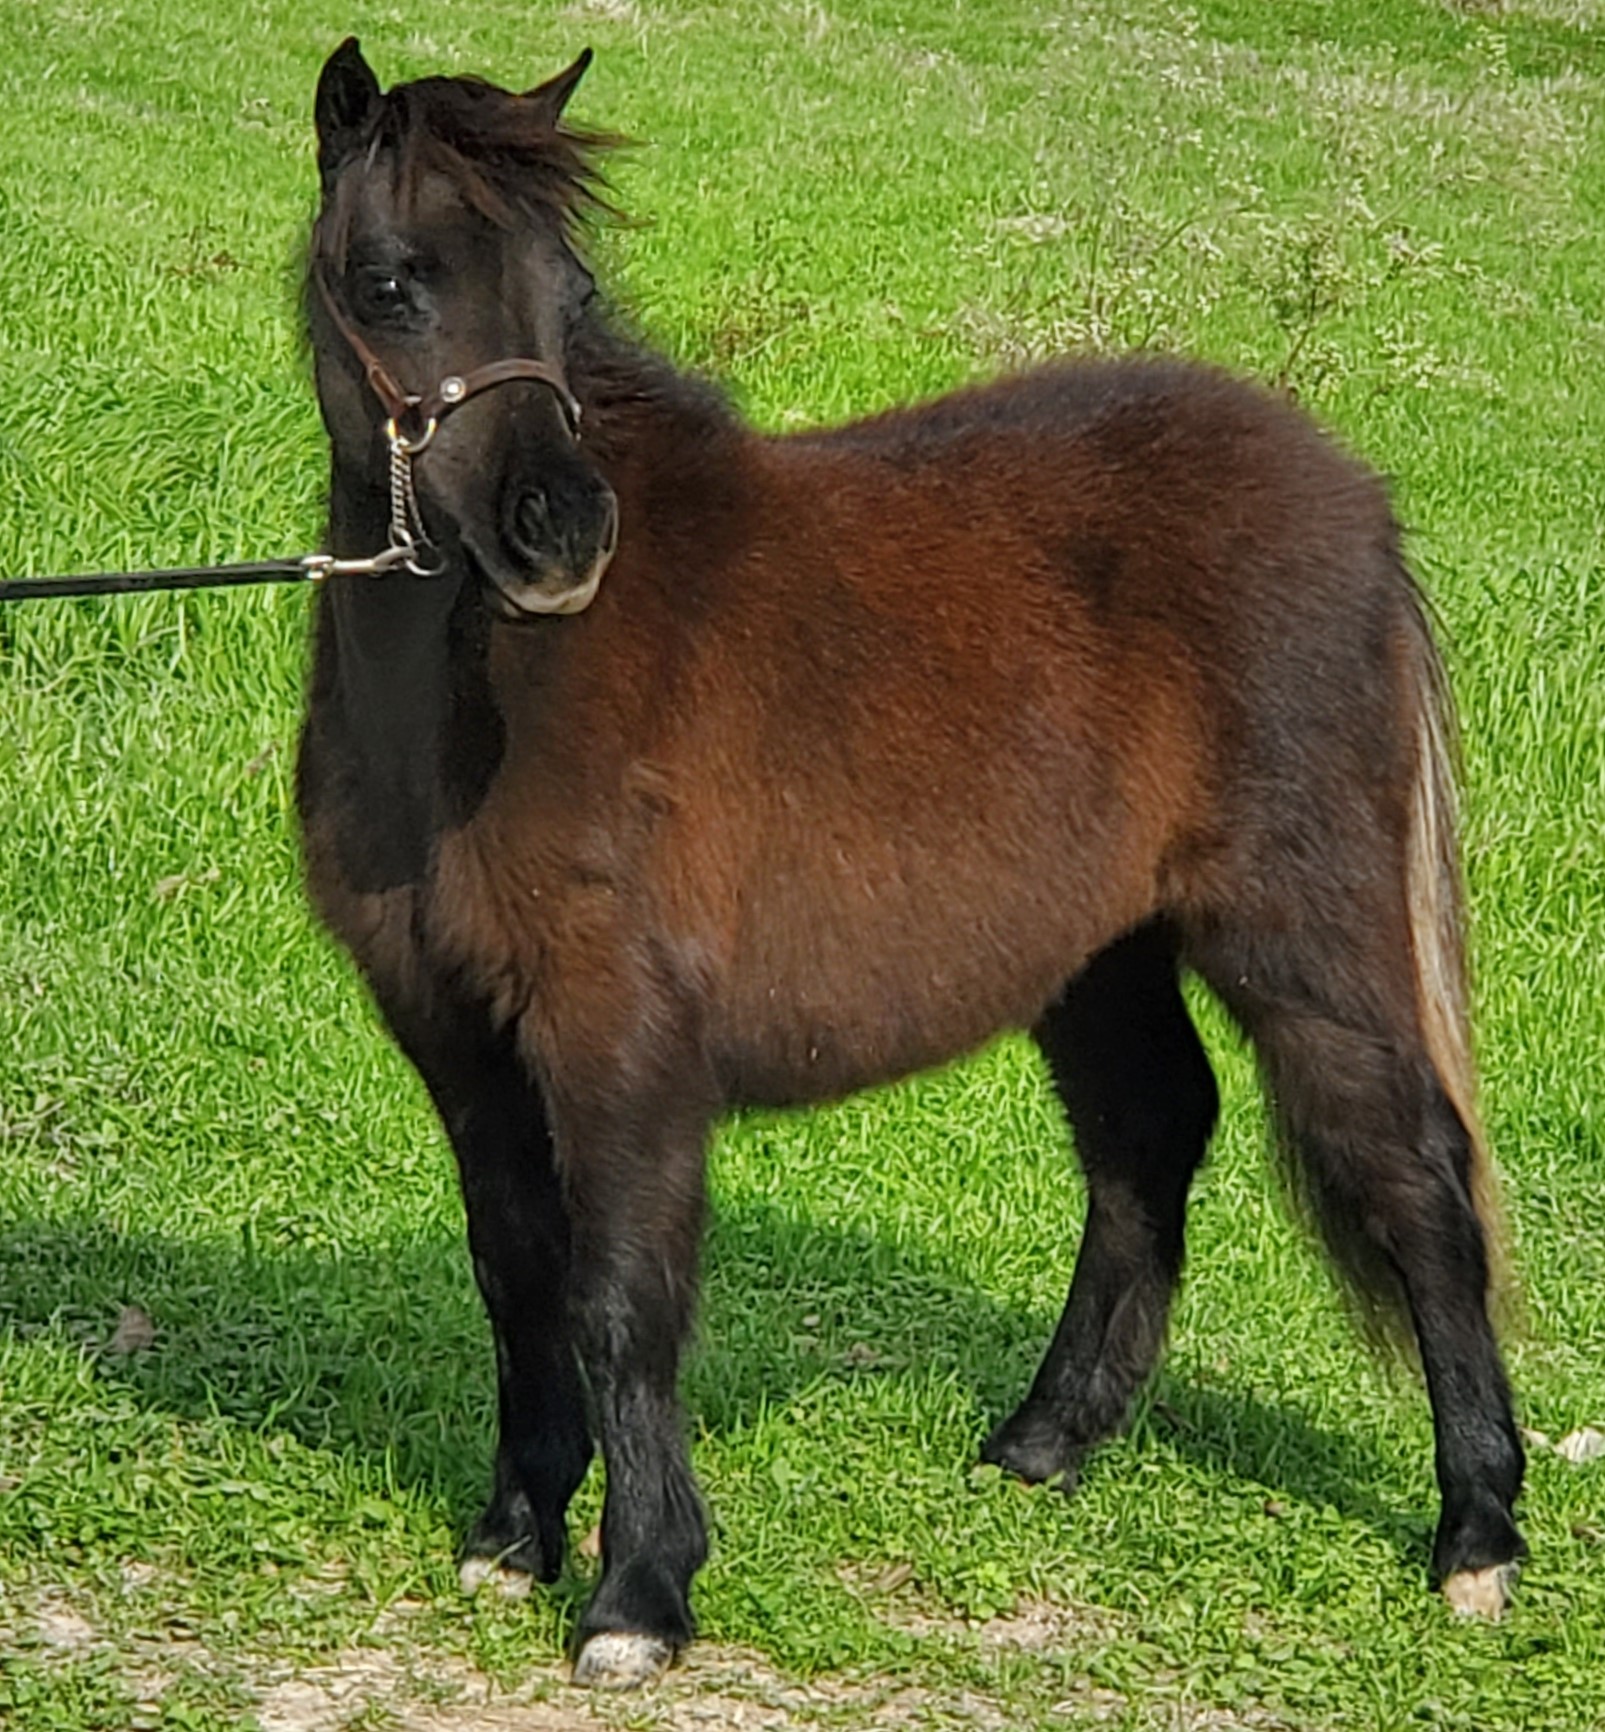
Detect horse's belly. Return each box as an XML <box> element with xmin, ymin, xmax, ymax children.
<box><xmin>708</xmin><ymin>852</ymin><xmax>1150</xmax><ymax>1107</ymax></box>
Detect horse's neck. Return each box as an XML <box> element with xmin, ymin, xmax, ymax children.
<box><xmin>571</xmin><ymin>320</ymin><xmax>737</xmax><ymax>470</ymax></box>
<box><xmin>312</xmin><ymin>470</ymin><xmax>500</xmax><ymax>888</ymax></box>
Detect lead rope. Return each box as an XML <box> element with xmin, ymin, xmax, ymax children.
<box><xmin>7</xmin><ymin>406</ymin><xmax>466</xmax><ymax>598</ymax></box>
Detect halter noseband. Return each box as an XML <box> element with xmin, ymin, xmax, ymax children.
<box><xmin>313</xmin><ymin>263</ymin><xmax>583</xmax><ymax>574</ymax></box>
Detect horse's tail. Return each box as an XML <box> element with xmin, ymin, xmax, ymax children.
<box><xmin>1400</xmin><ymin>582</ymin><xmax>1511</xmax><ymax>1317</ymax></box>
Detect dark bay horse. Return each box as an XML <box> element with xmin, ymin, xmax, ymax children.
<box><xmin>297</xmin><ymin>39</ymin><xmax>1524</xmax><ymax>1687</ymax></box>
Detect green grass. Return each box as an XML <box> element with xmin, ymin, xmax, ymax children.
<box><xmin>2</xmin><ymin>0</ymin><xmax>1604</xmax><ymax>1727</ymax></box>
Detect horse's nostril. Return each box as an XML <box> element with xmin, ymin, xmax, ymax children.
<box><xmin>512</xmin><ymin>490</ymin><xmax>553</xmax><ymax>552</ymax></box>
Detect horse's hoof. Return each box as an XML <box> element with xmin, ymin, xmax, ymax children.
<box><xmin>1443</xmin><ymin>1562</ymin><xmax>1518</xmax><ymax>1619</ymax></box>
<box><xmin>981</xmin><ymin>1407</ymin><xmax>1080</xmax><ymax>1491</ymax></box>
<box><xmin>572</xmin><ymin>1630</ymin><xmax>674</xmax><ymax>1690</ymax></box>
<box><xmin>458</xmin><ymin>1555</ymin><xmax>533</xmax><ymax>1600</ymax></box>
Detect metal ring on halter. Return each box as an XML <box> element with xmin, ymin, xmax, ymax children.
<box><xmin>401</xmin><ymin>537</ymin><xmax>447</xmax><ymax>578</ymax></box>
<box><xmin>385</xmin><ymin>415</ymin><xmax>440</xmax><ymax>457</ymax></box>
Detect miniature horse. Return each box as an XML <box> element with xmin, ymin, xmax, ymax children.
<box><xmin>297</xmin><ymin>40</ymin><xmax>1524</xmax><ymax>1687</ymax></box>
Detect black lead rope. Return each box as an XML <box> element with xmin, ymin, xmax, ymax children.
<box><xmin>0</xmin><ymin>542</ymin><xmax>436</xmax><ymax>603</ymax></box>
<box><xmin>0</xmin><ymin>558</ymin><xmax>319</xmax><ymax>603</ymax></box>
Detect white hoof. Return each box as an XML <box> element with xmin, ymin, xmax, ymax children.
<box><xmin>1443</xmin><ymin>1562</ymin><xmax>1518</xmax><ymax>1619</ymax></box>
<box><xmin>572</xmin><ymin>1630</ymin><xmax>674</xmax><ymax>1690</ymax></box>
<box><xmin>458</xmin><ymin>1556</ymin><xmax>532</xmax><ymax>1600</ymax></box>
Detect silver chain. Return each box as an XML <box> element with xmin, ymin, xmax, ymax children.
<box><xmin>388</xmin><ymin>419</ymin><xmax>439</xmax><ymax>568</ymax></box>
<box><xmin>300</xmin><ymin>417</ymin><xmax>444</xmax><ymax>581</ymax></box>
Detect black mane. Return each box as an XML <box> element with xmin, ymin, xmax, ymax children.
<box><xmin>316</xmin><ymin>73</ymin><xmax>619</xmax><ymax>273</ymax></box>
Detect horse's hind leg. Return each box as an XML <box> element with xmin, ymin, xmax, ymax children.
<box><xmin>1188</xmin><ymin>917</ymin><xmax>1525</xmax><ymax>1612</ymax></box>
<box><xmin>984</xmin><ymin>920</ymin><xmax>1219</xmax><ymax>1486</ymax></box>
<box><xmin>386</xmin><ymin>1000</ymin><xmax>592</xmax><ymax>1590</ymax></box>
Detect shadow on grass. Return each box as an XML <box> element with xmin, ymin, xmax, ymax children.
<box><xmin>0</xmin><ymin>1199</ymin><xmax>1420</xmax><ymax>1567</ymax></box>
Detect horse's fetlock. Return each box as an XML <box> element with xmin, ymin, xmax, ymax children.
<box><xmin>464</xmin><ymin>1492</ymin><xmax>567</xmax><ymax>1585</ymax></box>
<box><xmin>1431</xmin><ymin>1494</ymin><xmax>1526</xmax><ymax>1589</ymax></box>
<box><xmin>579</xmin><ymin>1551</ymin><xmax>697</xmax><ymax>1658</ymax></box>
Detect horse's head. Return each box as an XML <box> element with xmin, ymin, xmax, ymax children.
<box><xmin>310</xmin><ymin>39</ymin><xmax>618</xmax><ymax>617</ymax></box>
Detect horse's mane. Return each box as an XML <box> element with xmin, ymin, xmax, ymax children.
<box><xmin>321</xmin><ymin>74</ymin><xmax>619</xmax><ymax>264</ymax></box>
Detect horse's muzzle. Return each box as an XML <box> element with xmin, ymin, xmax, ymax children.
<box><xmin>477</xmin><ymin>480</ymin><xmax>619</xmax><ymax>617</ymax></box>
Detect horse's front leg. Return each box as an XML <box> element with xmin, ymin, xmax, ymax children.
<box><xmin>546</xmin><ymin>1066</ymin><xmax>714</xmax><ymax>1689</ymax></box>
<box><xmin>383</xmin><ymin>998</ymin><xmax>593</xmax><ymax>1588</ymax></box>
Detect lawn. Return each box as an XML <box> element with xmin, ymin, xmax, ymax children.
<box><xmin>1</xmin><ymin>0</ymin><xmax>1603</xmax><ymax>1727</ymax></box>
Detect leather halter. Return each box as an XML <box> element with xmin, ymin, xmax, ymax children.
<box><xmin>312</xmin><ymin>262</ymin><xmax>582</xmax><ymax>444</ymax></box>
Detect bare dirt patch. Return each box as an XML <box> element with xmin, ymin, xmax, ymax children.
<box><xmin>17</xmin><ymin>1582</ymin><xmax>1292</xmax><ymax>1730</ymax></box>
<box><xmin>251</xmin><ymin>1643</ymin><xmax>1026</xmax><ymax>1732</ymax></box>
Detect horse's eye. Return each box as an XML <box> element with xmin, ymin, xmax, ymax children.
<box><xmin>352</xmin><ymin>267</ymin><xmax>411</xmax><ymax>322</ymax></box>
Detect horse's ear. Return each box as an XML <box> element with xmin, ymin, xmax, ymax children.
<box><xmin>315</xmin><ymin>37</ymin><xmax>382</xmax><ymax>175</ymax></box>
<box><xmin>522</xmin><ymin>48</ymin><xmax>593</xmax><ymax>129</ymax></box>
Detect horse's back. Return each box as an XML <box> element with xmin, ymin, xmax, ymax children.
<box><xmin>792</xmin><ymin>356</ymin><xmax>1396</xmax><ymax>606</ymax></box>
<box><xmin>770</xmin><ymin>353</ymin><xmax>1416</xmax><ymax>833</ymax></box>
